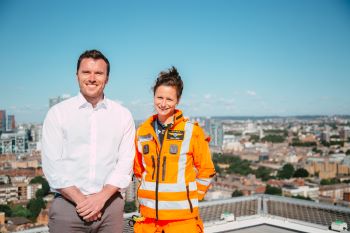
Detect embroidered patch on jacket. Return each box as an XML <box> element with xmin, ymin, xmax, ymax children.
<box><xmin>166</xmin><ymin>130</ymin><xmax>185</xmax><ymax>140</ymax></box>
<box><xmin>143</xmin><ymin>144</ymin><xmax>149</xmax><ymax>154</ymax></box>
<box><xmin>139</xmin><ymin>134</ymin><xmax>153</xmax><ymax>142</ymax></box>
<box><xmin>169</xmin><ymin>144</ymin><xmax>178</xmax><ymax>154</ymax></box>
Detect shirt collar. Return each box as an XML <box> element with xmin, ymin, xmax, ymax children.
<box><xmin>77</xmin><ymin>92</ymin><xmax>108</xmax><ymax>110</ymax></box>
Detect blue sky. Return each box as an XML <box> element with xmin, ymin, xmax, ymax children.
<box><xmin>1</xmin><ymin>0</ymin><xmax>350</xmax><ymax>123</ymax></box>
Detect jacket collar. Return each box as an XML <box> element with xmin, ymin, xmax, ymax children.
<box><xmin>145</xmin><ymin>109</ymin><xmax>184</xmax><ymax>129</ymax></box>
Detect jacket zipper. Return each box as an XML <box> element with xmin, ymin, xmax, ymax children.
<box><xmin>151</xmin><ymin>155</ymin><xmax>155</xmax><ymax>180</ymax></box>
<box><xmin>162</xmin><ymin>156</ymin><xmax>167</xmax><ymax>181</ymax></box>
<box><xmin>186</xmin><ymin>185</ymin><xmax>193</xmax><ymax>213</ymax></box>
<box><xmin>155</xmin><ymin>128</ymin><xmax>168</xmax><ymax>220</ymax></box>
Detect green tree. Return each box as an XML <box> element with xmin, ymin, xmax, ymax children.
<box><xmin>35</xmin><ymin>189</ymin><xmax>45</xmax><ymax>198</ymax></box>
<box><xmin>27</xmin><ymin>198</ymin><xmax>45</xmax><ymax>220</ymax></box>
<box><xmin>228</xmin><ymin>159</ymin><xmax>252</xmax><ymax>175</ymax></box>
<box><xmin>277</xmin><ymin>163</ymin><xmax>295</xmax><ymax>179</ymax></box>
<box><xmin>321</xmin><ymin>141</ymin><xmax>330</xmax><ymax>147</ymax></box>
<box><xmin>249</xmin><ymin>135</ymin><xmax>259</xmax><ymax>143</ymax></box>
<box><xmin>320</xmin><ymin>178</ymin><xmax>340</xmax><ymax>185</ymax></box>
<box><xmin>330</xmin><ymin>141</ymin><xmax>344</xmax><ymax>147</ymax></box>
<box><xmin>11</xmin><ymin>205</ymin><xmax>31</xmax><ymax>218</ymax></box>
<box><xmin>291</xmin><ymin>195</ymin><xmax>313</xmax><ymax>201</ymax></box>
<box><xmin>346</xmin><ymin>150</ymin><xmax>350</xmax><ymax>155</ymax></box>
<box><xmin>30</xmin><ymin>176</ymin><xmax>50</xmax><ymax>196</ymax></box>
<box><xmin>261</xmin><ymin>135</ymin><xmax>285</xmax><ymax>143</ymax></box>
<box><xmin>214</xmin><ymin>163</ymin><xmax>221</xmax><ymax>174</ymax></box>
<box><xmin>329</xmin><ymin>123</ymin><xmax>337</xmax><ymax>130</ymax></box>
<box><xmin>293</xmin><ymin>168</ymin><xmax>309</xmax><ymax>178</ymax></box>
<box><xmin>231</xmin><ymin>190</ymin><xmax>243</xmax><ymax>197</ymax></box>
<box><xmin>254</xmin><ymin>167</ymin><xmax>273</xmax><ymax>181</ymax></box>
<box><xmin>290</xmin><ymin>138</ymin><xmax>317</xmax><ymax>147</ymax></box>
<box><xmin>124</xmin><ymin>201</ymin><xmax>137</xmax><ymax>213</ymax></box>
<box><xmin>0</xmin><ymin>204</ymin><xmax>12</xmax><ymax>217</ymax></box>
<box><xmin>312</xmin><ymin>147</ymin><xmax>322</xmax><ymax>155</ymax></box>
<box><xmin>212</xmin><ymin>154</ymin><xmax>253</xmax><ymax>175</ymax></box>
<box><xmin>265</xmin><ymin>185</ymin><xmax>282</xmax><ymax>196</ymax></box>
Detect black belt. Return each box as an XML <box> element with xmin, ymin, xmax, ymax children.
<box><xmin>54</xmin><ymin>192</ymin><xmax>63</xmax><ymax>198</ymax></box>
<box><xmin>54</xmin><ymin>191</ymin><xmax>121</xmax><ymax>200</ymax></box>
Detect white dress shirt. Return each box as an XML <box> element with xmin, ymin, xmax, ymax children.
<box><xmin>42</xmin><ymin>93</ymin><xmax>135</xmax><ymax>195</ymax></box>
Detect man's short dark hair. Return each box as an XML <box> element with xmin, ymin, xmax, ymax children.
<box><xmin>77</xmin><ymin>50</ymin><xmax>110</xmax><ymax>76</ymax></box>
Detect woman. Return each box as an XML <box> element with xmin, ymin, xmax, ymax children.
<box><xmin>133</xmin><ymin>67</ymin><xmax>216</xmax><ymax>233</ymax></box>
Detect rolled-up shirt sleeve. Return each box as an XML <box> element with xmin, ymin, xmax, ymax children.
<box><xmin>42</xmin><ymin>107</ymin><xmax>73</xmax><ymax>190</ymax></box>
<box><xmin>105</xmin><ymin>111</ymin><xmax>135</xmax><ymax>190</ymax></box>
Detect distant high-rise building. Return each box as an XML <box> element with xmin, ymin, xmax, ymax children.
<box><xmin>49</xmin><ymin>94</ymin><xmax>71</xmax><ymax>108</ymax></box>
<box><xmin>340</xmin><ymin>127</ymin><xmax>350</xmax><ymax>141</ymax></box>
<box><xmin>0</xmin><ymin>128</ymin><xmax>28</xmax><ymax>154</ymax></box>
<box><xmin>0</xmin><ymin>110</ymin><xmax>6</xmax><ymax>133</ymax></box>
<box><xmin>210</xmin><ymin>121</ymin><xmax>224</xmax><ymax>147</ymax></box>
<box><xmin>321</xmin><ymin>131</ymin><xmax>330</xmax><ymax>142</ymax></box>
<box><xmin>6</xmin><ymin>115</ymin><xmax>15</xmax><ymax>131</ymax></box>
<box><xmin>204</xmin><ymin>118</ymin><xmax>211</xmax><ymax>135</ymax></box>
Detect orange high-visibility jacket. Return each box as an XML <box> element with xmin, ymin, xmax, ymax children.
<box><xmin>134</xmin><ymin>110</ymin><xmax>216</xmax><ymax>220</ymax></box>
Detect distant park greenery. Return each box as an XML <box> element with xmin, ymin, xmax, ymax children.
<box><xmin>277</xmin><ymin>163</ymin><xmax>295</xmax><ymax>179</ymax></box>
<box><xmin>320</xmin><ymin>178</ymin><xmax>341</xmax><ymax>185</ymax></box>
<box><xmin>27</xmin><ymin>198</ymin><xmax>45</xmax><ymax>221</ymax></box>
<box><xmin>214</xmin><ymin>155</ymin><xmax>310</xmax><ymax>182</ymax></box>
<box><xmin>214</xmin><ymin>163</ymin><xmax>222</xmax><ymax>174</ymax></box>
<box><xmin>291</xmin><ymin>195</ymin><xmax>313</xmax><ymax>201</ymax></box>
<box><xmin>254</xmin><ymin>167</ymin><xmax>273</xmax><ymax>181</ymax></box>
<box><xmin>30</xmin><ymin>176</ymin><xmax>50</xmax><ymax>197</ymax></box>
<box><xmin>11</xmin><ymin>205</ymin><xmax>31</xmax><ymax>218</ymax></box>
<box><xmin>213</xmin><ymin>154</ymin><xmax>277</xmax><ymax>180</ymax></box>
<box><xmin>293</xmin><ymin>168</ymin><xmax>309</xmax><ymax>178</ymax></box>
<box><xmin>261</xmin><ymin>135</ymin><xmax>285</xmax><ymax>143</ymax></box>
<box><xmin>265</xmin><ymin>185</ymin><xmax>282</xmax><ymax>196</ymax></box>
<box><xmin>290</xmin><ymin>138</ymin><xmax>316</xmax><ymax>147</ymax></box>
<box><xmin>263</xmin><ymin>129</ymin><xmax>288</xmax><ymax>137</ymax></box>
<box><xmin>0</xmin><ymin>176</ymin><xmax>50</xmax><ymax>221</ymax></box>
<box><xmin>231</xmin><ymin>190</ymin><xmax>243</xmax><ymax>197</ymax></box>
<box><xmin>0</xmin><ymin>204</ymin><xmax>12</xmax><ymax>217</ymax></box>
<box><xmin>248</xmin><ymin>134</ymin><xmax>259</xmax><ymax>143</ymax></box>
<box><xmin>329</xmin><ymin>123</ymin><xmax>337</xmax><ymax>130</ymax></box>
<box><xmin>212</xmin><ymin>154</ymin><xmax>252</xmax><ymax>176</ymax></box>
<box><xmin>225</xmin><ymin>131</ymin><xmax>242</xmax><ymax>136</ymax></box>
<box><xmin>321</xmin><ymin>140</ymin><xmax>344</xmax><ymax>147</ymax></box>
<box><xmin>312</xmin><ymin>147</ymin><xmax>323</xmax><ymax>155</ymax></box>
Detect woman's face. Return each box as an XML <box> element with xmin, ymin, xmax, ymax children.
<box><xmin>154</xmin><ymin>85</ymin><xmax>178</xmax><ymax>121</ymax></box>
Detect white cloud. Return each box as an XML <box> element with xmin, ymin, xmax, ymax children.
<box><xmin>246</xmin><ymin>90</ymin><xmax>257</xmax><ymax>96</ymax></box>
<box><xmin>204</xmin><ymin>94</ymin><xmax>212</xmax><ymax>100</ymax></box>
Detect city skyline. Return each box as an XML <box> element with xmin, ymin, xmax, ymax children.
<box><xmin>1</xmin><ymin>0</ymin><xmax>350</xmax><ymax>123</ymax></box>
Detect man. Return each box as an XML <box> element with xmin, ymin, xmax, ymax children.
<box><xmin>42</xmin><ymin>50</ymin><xmax>135</xmax><ymax>233</ymax></box>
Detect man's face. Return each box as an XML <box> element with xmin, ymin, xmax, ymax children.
<box><xmin>77</xmin><ymin>58</ymin><xmax>108</xmax><ymax>105</ymax></box>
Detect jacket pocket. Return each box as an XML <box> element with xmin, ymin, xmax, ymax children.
<box><xmin>186</xmin><ymin>185</ymin><xmax>193</xmax><ymax>213</ymax></box>
<box><xmin>151</xmin><ymin>155</ymin><xmax>156</xmax><ymax>180</ymax></box>
<box><xmin>162</xmin><ymin>156</ymin><xmax>167</xmax><ymax>181</ymax></box>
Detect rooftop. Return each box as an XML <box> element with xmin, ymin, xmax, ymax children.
<box><xmin>14</xmin><ymin>194</ymin><xmax>350</xmax><ymax>233</ymax></box>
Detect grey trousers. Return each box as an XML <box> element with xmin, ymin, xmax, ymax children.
<box><xmin>48</xmin><ymin>193</ymin><xmax>125</xmax><ymax>233</ymax></box>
